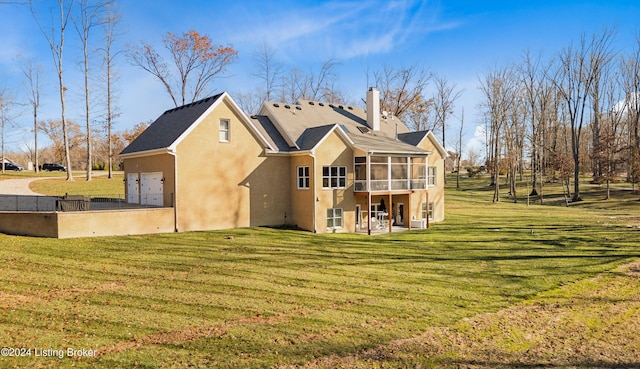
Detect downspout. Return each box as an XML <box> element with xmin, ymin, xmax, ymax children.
<box><xmin>168</xmin><ymin>149</ymin><xmax>178</xmax><ymax>232</ymax></box>
<box><xmin>311</xmin><ymin>152</ymin><xmax>317</xmax><ymax>233</ymax></box>
<box><xmin>367</xmin><ymin>153</ymin><xmax>371</xmax><ymax>235</ymax></box>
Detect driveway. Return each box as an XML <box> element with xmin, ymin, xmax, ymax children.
<box><xmin>0</xmin><ymin>177</ymin><xmax>49</xmax><ymax>196</ymax></box>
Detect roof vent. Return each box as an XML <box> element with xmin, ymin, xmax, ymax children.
<box><xmin>347</xmin><ymin>106</ymin><xmax>353</xmax><ymax>110</ymax></box>
<box><xmin>329</xmin><ymin>104</ymin><xmax>336</xmax><ymax>108</ymax></box>
<box><xmin>309</xmin><ymin>101</ymin><xmax>315</xmax><ymax>105</ymax></box>
<box><xmin>284</xmin><ymin>104</ymin><xmax>290</xmax><ymax>109</ymax></box>
<box><xmin>250</xmin><ymin>115</ymin><xmax>258</xmax><ymax>119</ymax></box>
<box><xmin>273</xmin><ymin>103</ymin><xmax>280</xmax><ymax>108</ymax></box>
<box><xmin>319</xmin><ymin>102</ymin><xmax>324</xmax><ymax>106</ymax></box>
<box><xmin>358</xmin><ymin>126</ymin><xmax>370</xmax><ymax>134</ymax></box>
<box><xmin>295</xmin><ymin>106</ymin><xmax>302</xmax><ymax>110</ymax></box>
<box><xmin>339</xmin><ymin>105</ymin><xmax>344</xmax><ymax>109</ymax></box>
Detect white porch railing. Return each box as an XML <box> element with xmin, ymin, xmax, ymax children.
<box><xmin>354</xmin><ymin>179</ymin><xmax>427</xmax><ymax>192</ymax></box>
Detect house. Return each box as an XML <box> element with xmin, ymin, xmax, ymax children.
<box><xmin>120</xmin><ymin>88</ymin><xmax>447</xmax><ymax>234</ymax></box>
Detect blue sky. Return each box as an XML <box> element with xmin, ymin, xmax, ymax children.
<box><xmin>0</xmin><ymin>0</ymin><xmax>639</xmax><ymax>155</ymax></box>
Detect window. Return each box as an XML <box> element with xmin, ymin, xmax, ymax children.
<box><xmin>427</xmin><ymin>166</ymin><xmax>437</xmax><ymax>186</ymax></box>
<box><xmin>354</xmin><ymin>157</ymin><xmax>367</xmax><ymax>191</ymax></box>
<box><xmin>421</xmin><ymin>202</ymin><xmax>434</xmax><ymax>220</ymax></box>
<box><xmin>297</xmin><ymin>166</ymin><xmax>310</xmax><ymax>189</ymax></box>
<box><xmin>219</xmin><ymin>119</ymin><xmax>230</xmax><ymax>142</ymax></box>
<box><xmin>327</xmin><ymin>208</ymin><xmax>343</xmax><ymax>229</ymax></box>
<box><xmin>322</xmin><ymin>166</ymin><xmax>346</xmax><ymax>189</ymax></box>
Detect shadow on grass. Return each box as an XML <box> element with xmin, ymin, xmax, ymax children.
<box><xmin>437</xmin><ymin>359</ymin><xmax>640</xmax><ymax>369</ymax></box>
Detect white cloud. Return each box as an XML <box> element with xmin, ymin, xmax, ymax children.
<box><xmin>232</xmin><ymin>0</ymin><xmax>461</xmax><ymax>61</ymax></box>
<box><xmin>464</xmin><ymin>124</ymin><xmax>486</xmax><ymax>159</ymax></box>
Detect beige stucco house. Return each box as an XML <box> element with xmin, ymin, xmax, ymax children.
<box><xmin>120</xmin><ymin>88</ymin><xmax>447</xmax><ymax>234</ymax></box>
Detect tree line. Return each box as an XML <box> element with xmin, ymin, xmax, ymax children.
<box><xmin>3</xmin><ymin>0</ymin><xmax>463</xmax><ymax>182</ymax></box>
<box><xmin>4</xmin><ymin>1</ymin><xmax>638</xmax><ymax>208</ymax></box>
<box><xmin>480</xmin><ymin>29</ymin><xmax>640</xmax><ymax>204</ymax></box>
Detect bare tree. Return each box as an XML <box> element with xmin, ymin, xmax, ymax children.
<box><xmin>128</xmin><ymin>30</ymin><xmax>238</xmax><ymax>107</ymax></box>
<box><xmin>30</xmin><ymin>0</ymin><xmax>75</xmax><ymax>181</ymax></box>
<box><xmin>373</xmin><ymin>64</ymin><xmax>432</xmax><ymax>121</ymax></box>
<box><xmin>433</xmin><ymin>74</ymin><xmax>463</xmax><ymax>148</ymax></box>
<box><xmin>620</xmin><ymin>36</ymin><xmax>640</xmax><ymax>193</ymax></box>
<box><xmin>599</xmin><ymin>67</ymin><xmax>626</xmax><ymax>199</ymax></box>
<box><xmin>480</xmin><ymin>66</ymin><xmax>519</xmax><ymax>202</ymax></box>
<box><xmin>0</xmin><ymin>90</ymin><xmax>18</xmax><ymax>173</ymax></box>
<box><xmin>305</xmin><ymin>59</ymin><xmax>340</xmax><ymax>101</ymax></box>
<box><xmin>550</xmin><ymin>29</ymin><xmax>615</xmax><ymax>202</ymax></box>
<box><xmin>405</xmin><ymin>94</ymin><xmax>435</xmax><ymax>131</ymax></box>
<box><xmin>75</xmin><ymin>0</ymin><xmax>106</xmax><ymax>181</ymax></box>
<box><xmin>251</xmin><ymin>42</ymin><xmax>283</xmax><ymax>102</ymax></box>
<box><xmin>275</xmin><ymin>59</ymin><xmax>342</xmax><ymax>104</ymax></box>
<box><xmin>98</xmin><ymin>0</ymin><xmax>120</xmax><ymax>178</ymax></box>
<box><xmin>21</xmin><ymin>60</ymin><xmax>43</xmax><ymax>172</ymax></box>
<box><xmin>504</xmin><ymin>93</ymin><xmax>526</xmax><ymax>203</ymax></box>
<box><xmin>234</xmin><ymin>90</ymin><xmax>263</xmax><ymax>115</ymax></box>
<box><xmin>455</xmin><ymin>107</ymin><xmax>464</xmax><ymax>190</ymax></box>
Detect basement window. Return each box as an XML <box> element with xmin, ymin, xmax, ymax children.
<box><xmin>327</xmin><ymin>208</ymin><xmax>343</xmax><ymax>229</ymax></box>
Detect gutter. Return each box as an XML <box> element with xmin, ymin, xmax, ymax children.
<box><xmin>367</xmin><ymin>150</ymin><xmax>432</xmax><ymax>156</ymax></box>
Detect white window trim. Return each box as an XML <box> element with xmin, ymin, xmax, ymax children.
<box><xmin>427</xmin><ymin>166</ymin><xmax>437</xmax><ymax>186</ymax></box>
<box><xmin>322</xmin><ymin>166</ymin><xmax>347</xmax><ymax>189</ymax></box>
<box><xmin>327</xmin><ymin>208</ymin><xmax>343</xmax><ymax>229</ymax></box>
<box><xmin>297</xmin><ymin>166</ymin><xmax>310</xmax><ymax>190</ymax></box>
<box><xmin>421</xmin><ymin>202</ymin><xmax>435</xmax><ymax>220</ymax></box>
<box><xmin>219</xmin><ymin>119</ymin><xmax>230</xmax><ymax>142</ymax></box>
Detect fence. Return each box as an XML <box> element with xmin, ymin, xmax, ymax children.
<box><xmin>0</xmin><ymin>194</ymin><xmax>161</xmax><ymax>212</ymax></box>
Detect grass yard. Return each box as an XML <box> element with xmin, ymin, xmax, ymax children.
<box><xmin>0</xmin><ymin>175</ymin><xmax>639</xmax><ymax>368</ymax></box>
<box><xmin>27</xmin><ymin>172</ymin><xmax>125</xmax><ymax>197</ymax></box>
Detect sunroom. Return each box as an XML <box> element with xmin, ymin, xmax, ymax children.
<box><xmin>353</xmin><ymin>154</ymin><xmax>434</xmax><ymax>192</ymax></box>
<box><xmin>352</xmin><ymin>152</ymin><xmax>434</xmax><ymax>234</ymax></box>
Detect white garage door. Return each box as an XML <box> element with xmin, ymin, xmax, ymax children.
<box><xmin>140</xmin><ymin>172</ymin><xmax>163</xmax><ymax>206</ymax></box>
<box><xmin>127</xmin><ymin>173</ymin><xmax>139</xmax><ymax>204</ymax></box>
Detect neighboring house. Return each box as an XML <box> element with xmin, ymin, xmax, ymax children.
<box><xmin>120</xmin><ymin>88</ymin><xmax>447</xmax><ymax>234</ymax></box>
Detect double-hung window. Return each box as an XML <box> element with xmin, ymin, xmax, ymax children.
<box><xmin>427</xmin><ymin>166</ymin><xmax>437</xmax><ymax>186</ymax></box>
<box><xmin>322</xmin><ymin>166</ymin><xmax>346</xmax><ymax>189</ymax></box>
<box><xmin>421</xmin><ymin>202</ymin><xmax>434</xmax><ymax>220</ymax></box>
<box><xmin>297</xmin><ymin>166</ymin><xmax>310</xmax><ymax>189</ymax></box>
<box><xmin>327</xmin><ymin>208</ymin><xmax>343</xmax><ymax>229</ymax></box>
<box><xmin>219</xmin><ymin>119</ymin><xmax>230</xmax><ymax>142</ymax></box>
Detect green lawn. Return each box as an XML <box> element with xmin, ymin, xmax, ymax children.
<box><xmin>27</xmin><ymin>172</ymin><xmax>124</xmax><ymax>196</ymax></box>
<box><xmin>0</xmin><ymin>175</ymin><xmax>639</xmax><ymax>368</ymax></box>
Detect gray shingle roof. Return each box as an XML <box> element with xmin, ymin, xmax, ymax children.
<box><xmin>250</xmin><ymin>114</ymin><xmax>291</xmax><ymax>152</ymax></box>
<box><xmin>120</xmin><ymin>94</ymin><xmax>223</xmax><ymax>155</ymax></box>
<box><xmin>350</xmin><ymin>132</ymin><xmax>429</xmax><ymax>154</ymax></box>
<box><xmin>296</xmin><ymin>125</ymin><xmax>337</xmax><ymax>150</ymax></box>
<box><xmin>397</xmin><ymin>130</ymin><xmax>429</xmax><ymax>146</ymax></box>
<box><xmin>257</xmin><ymin>99</ymin><xmax>430</xmax><ymax>155</ymax></box>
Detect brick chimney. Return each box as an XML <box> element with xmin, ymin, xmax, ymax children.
<box><xmin>366</xmin><ymin>87</ymin><xmax>380</xmax><ymax>131</ymax></box>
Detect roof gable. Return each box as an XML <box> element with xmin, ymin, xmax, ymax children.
<box><xmin>425</xmin><ymin>130</ymin><xmax>448</xmax><ymax>159</ymax></box>
<box><xmin>120</xmin><ymin>94</ymin><xmax>222</xmax><ymax>156</ymax></box>
<box><xmin>121</xmin><ymin>93</ymin><xmax>273</xmax><ymax>157</ymax></box>
<box><xmin>398</xmin><ymin>130</ymin><xmax>448</xmax><ymax>158</ymax></box>
<box><xmin>397</xmin><ymin>131</ymin><xmax>428</xmax><ymax>147</ymax></box>
<box><xmin>296</xmin><ymin>125</ymin><xmax>336</xmax><ymax>151</ymax></box>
